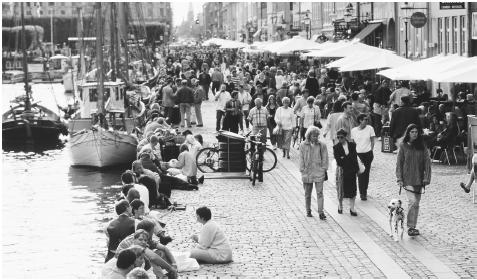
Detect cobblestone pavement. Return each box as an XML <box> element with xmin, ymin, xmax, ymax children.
<box><xmin>150</xmin><ymin>99</ymin><xmax>476</xmax><ymax>279</ymax></box>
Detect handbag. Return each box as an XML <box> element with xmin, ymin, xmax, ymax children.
<box><xmin>273</xmin><ymin>125</ymin><xmax>282</xmax><ymax>135</ymax></box>
<box><xmin>357</xmin><ymin>156</ymin><xmax>365</xmax><ymax>174</ymax></box>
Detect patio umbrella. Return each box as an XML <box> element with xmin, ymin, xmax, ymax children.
<box><xmin>430</xmin><ymin>57</ymin><xmax>477</xmax><ymax>83</ymax></box>
<box><xmin>304</xmin><ymin>41</ymin><xmax>391</xmax><ymax>58</ymax></box>
<box><xmin>265</xmin><ymin>36</ymin><xmax>322</xmax><ymax>54</ymax></box>
<box><xmin>219</xmin><ymin>40</ymin><xmax>248</xmax><ymax>49</ymax></box>
<box><xmin>338</xmin><ymin>51</ymin><xmax>412</xmax><ymax>72</ymax></box>
<box><xmin>377</xmin><ymin>54</ymin><xmax>468</xmax><ymax>80</ymax></box>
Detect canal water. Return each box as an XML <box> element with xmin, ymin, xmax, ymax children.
<box><xmin>2</xmin><ymin>83</ymin><xmax>123</xmax><ymax>278</ymax></box>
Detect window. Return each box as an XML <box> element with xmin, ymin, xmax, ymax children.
<box><xmin>290</xmin><ymin>2</ymin><xmax>293</xmax><ymax>10</ymax></box>
<box><xmin>160</xmin><ymin>8</ymin><xmax>164</xmax><ymax>17</ymax></box>
<box><xmin>26</xmin><ymin>10</ymin><xmax>31</xmax><ymax>15</ymax></box>
<box><xmin>148</xmin><ymin>7</ymin><xmax>153</xmax><ymax>18</ymax></box>
<box><xmin>89</xmin><ymin>88</ymin><xmax>98</xmax><ymax>102</ymax></box>
<box><xmin>61</xmin><ymin>10</ymin><xmax>65</xmax><ymax>15</ymax></box>
<box><xmin>460</xmin><ymin>16</ymin><xmax>466</xmax><ymax>55</ymax></box>
<box><xmin>438</xmin><ymin>18</ymin><xmax>443</xmax><ymax>53</ymax></box>
<box><xmin>452</xmin><ymin>16</ymin><xmax>458</xmax><ymax>53</ymax></box>
<box><xmin>40</xmin><ymin>10</ymin><xmax>43</xmax><ymax>15</ymax></box>
<box><xmin>445</xmin><ymin>17</ymin><xmax>450</xmax><ymax>54</ymax></box>
<box><xmin>48</xmin><ymin>2</ymin><xmax>54</xmax><ymax>6</ymax></box>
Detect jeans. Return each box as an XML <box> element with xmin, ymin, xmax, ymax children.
<box><xmin>201</xmin><ymin>85</ymin><xmax>210</xmax><ymax>100</ymax></box>
<box><xmin>357</xmin><ymin>151</ymin><xmax>374</xmax><ymax>197</ymax></box>
<box><xmin>216</xmin><ymin>110</ymin><xmax>225</xmax><ymax>131</ymax></box>
<box><xmin>194</xmin><ymin>103</ymin><xmax>203</xmax><ymax>125</ymax></box>
<box><xmin>303</xmin><ymin>182</ymin><xmax>324</xmax><ymax>214</ymax></box>
<box><xmin>405</xmin><ymin>185</ymin><xmax>422</xmax><ymax>228</ymax></box>
<box><xmin>179</xmin><ymin>103</ymin><xmax>192</xmax><ymax>127</ymax></box>
<box><xmin>211</xmin><ymin>81</ymin><xmax>221</xmax><ymax>96</ymax></box>
<box><xmin>239</xmin><ymin>110</ymin><xmax>249</xmax><ymax>130</ymax></box>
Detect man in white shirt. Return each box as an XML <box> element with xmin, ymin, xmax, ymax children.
<box><xmin>351</xmin><ymin>114</ymin><xmax>376</xmax><ymax>201</ymax></box>
<box><xmin>215</xmin><ymin>84</ymin><xmax>231</xmax><ymax>131</ymax></box>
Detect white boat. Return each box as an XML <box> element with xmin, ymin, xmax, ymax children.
<box><xmin>68</xmin><ymin>80</ymin><xmax>145</xmax><ymax>168</ymax></box>
<box><xmin>69</xmin><ymin>126</ymin><xmax>137</xmax><ymax>167</ymax></box>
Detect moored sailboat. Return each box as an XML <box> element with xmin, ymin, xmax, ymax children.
<box><xmin>2</xmin><ymin>3</ymin><xmax>67</xmax><ymax>145</ymax></box>
<box><xmin>69</xmin><ymin>3</ymin><xmax>144</xmax><ymax>168</ymax></box>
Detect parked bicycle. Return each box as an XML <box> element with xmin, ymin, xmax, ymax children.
<box><xmin>195</xmin><ymin>131</ymin><xmax>277</xmax><ymax>185</ymax></box>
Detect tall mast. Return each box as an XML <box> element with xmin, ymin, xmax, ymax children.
<box><xmin>118</xmin><ymin>2</ymin><xmax>129</xmax><ymax>80</ymax></box>
<box><xmin>20</xmin><ymin>3</ymin><xmax>31</xmax><ymax>111</ymax></box>
<box><xmin>77</xmin><ymin>7</ymin><xmax>86</xmax><ymax>80</ymax></box>
<box><xmin>109</xmin><ymin>2</ymin><xmax>117</xmax><ymax>81</ymax></box>
<box><xmin>113</xmin><ymin>2</ymin><xmax>120</xmax><ymax>81</ymax></box>
<box><xmin>96</xmin><ymin>3</ymin><xmax>104</xmax><ymax>115</ymax></box>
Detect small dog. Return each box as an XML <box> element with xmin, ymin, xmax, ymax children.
<box><xmin>388</xmin><ymin>199</ymin><xmax>405</xmax><ymax>241</ymax></box>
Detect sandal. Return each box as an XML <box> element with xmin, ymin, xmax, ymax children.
<box><xmin>408</xmin><ymin>228</ymin><xmax>420</xmax><ymax>236</ymax></box>
<box><xmin>460</xmin><ymin>182</ymin><xmax>470</xmax><ymax>193</ymax></box>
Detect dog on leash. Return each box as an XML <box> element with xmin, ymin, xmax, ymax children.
<box><xmin>388</xmin><ymin>199</ymin><xmax>405</xmax><ymax>241</ymax></box>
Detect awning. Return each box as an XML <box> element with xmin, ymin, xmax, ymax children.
<box><xmin>354</xmin><ymin>22</ymin><xmax>382</xmax><ymax>41</ymax></box>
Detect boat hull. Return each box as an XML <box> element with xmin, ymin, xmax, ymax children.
<box><xmin>2</xmin><ymin>119</ymin><xmax>66</xmax><ymax>144</ymax></box>
<box><xmin>69</xmin><ymin>128</ymin><xmax>138</xmax><ymax>168</ymax></box>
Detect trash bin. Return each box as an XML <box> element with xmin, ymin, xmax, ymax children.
<box><xmin>216</xmin><ymin>131</ymin><xmax>246</xmax><ymax>172</ymax></box>
<box><xmin>381</xmin><ymin>125</ymin><xmax>395</xmax><ymax>153</ymax></box>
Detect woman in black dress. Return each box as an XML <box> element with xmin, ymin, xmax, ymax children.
<box><xmin>265</xmin><ymin>95</ymin><xmax>278</xmax><ymax>150</ymax></box>
<box><xmin>333</xmin><ymin>129</ymin><xmax>359</xmax><ymax>216</ymax></box>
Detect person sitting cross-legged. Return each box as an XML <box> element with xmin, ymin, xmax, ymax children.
<box><xmin>189</xmin><ymin>206</ymin><xmax>233</xmax><ymax>264</ymax></box>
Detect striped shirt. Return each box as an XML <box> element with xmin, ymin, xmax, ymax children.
<box><xmin>248</xmin><ymin>106</ymin><xmax>269</xmax><ymax>127</ymax></box>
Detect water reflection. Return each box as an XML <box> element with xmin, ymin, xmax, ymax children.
<box><xmin>2</xmin><ymin>144</ymin><xmax>129</xmax><ymax>278</ymax></box>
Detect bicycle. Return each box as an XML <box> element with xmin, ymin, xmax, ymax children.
<box><xmin>195</xmin><ymin>131</ymin><xmax>277</xmax><ymax>185</ymax></box>
<box><xmin>246</xmin><ymin>131</ymin><xmax>277</xmax><ymax>186</ymax></box>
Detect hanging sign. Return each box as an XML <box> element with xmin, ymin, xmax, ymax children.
<box><xmin>410</xmin><ymin>12</ymin><xmax>427</xmax><ymax>28</ymax></box>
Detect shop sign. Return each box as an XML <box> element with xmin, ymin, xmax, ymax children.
<box><xmin>439</xmin><ymin>2</ymin><xmax>465</xmax><ymax>9</ymax></box>
<box><xmin>410</xmin><ymin>12</ymin><xmax>427</xmax><ymax>28</ymax></box>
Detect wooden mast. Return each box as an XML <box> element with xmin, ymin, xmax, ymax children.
<box><xmin>109</xmin><ymin>2</ymin><xmax>117</xmax><ymax>81</ymax></box>
<box><xmin>77</xmin><ymin>7</ymin><xmax>86</xmax><ymax>80</ymax></box>
<box><xmin>20</xmin><ymin>3</ymin><xmax>31</xmax><ymax>111</ymax></box>
<box><xmin>96</xmin><ymin>3</ymin><xmax>104</xmax><ymax>116</ymax></box>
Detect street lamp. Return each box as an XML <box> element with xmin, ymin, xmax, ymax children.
<box><xmin>303</xmin><ymin>10</ymin><xmax>311</xmax><ymax>39</ymax></box>
<box><xmin>401</xmin><ymin>2</ymin><xmax>412</xmax><ymax>59</ymax></box>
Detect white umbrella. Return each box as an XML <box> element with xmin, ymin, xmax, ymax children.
<box><xmin>219</xmin><ymin>40</ymin><xmax>248</xmax><ymax>49</ymax></box>
<box><xmin>305</xmin><ymin>41</ymin><xmax>391</xmax><ymax>58</ymax></box>
<box><xmin>377</xmin><ymin>54</ymin><xmax>467</xmax><ymax>80</ymax></box>
<box><xmin>265</xmin><ymin>36</ymin><xmax>322</xmax><ymax>54</ymax></box>
<box><xmin>338</xmin><ymin>51</ymin><xmax>412</xmax><ymax>72</ymax></box>
<box><xmin>430</xmin><ymin>57</ymin><xmax>477</xmax><ymax>83</ymax></box>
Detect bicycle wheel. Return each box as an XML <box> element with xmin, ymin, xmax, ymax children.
<box><xmin>261</xmin><ymin>147</ymin><xmax>277</xmax><ymax>172</ymax></box>
<box><xmin>196</xmin><ymin>148</ymin><xmax>219</xmax><ymax>173</ymax></box>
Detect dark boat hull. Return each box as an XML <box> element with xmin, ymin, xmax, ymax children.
<box><xmin>2</xmin><ymin>119</ymin><xmax>67</xmax><ymax>144</ymax></box>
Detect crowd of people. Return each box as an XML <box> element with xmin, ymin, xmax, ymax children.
<box><xmin>101</xmin><ymin>44</ymin><xmax>476</xmax><ymax>278</ymax></box>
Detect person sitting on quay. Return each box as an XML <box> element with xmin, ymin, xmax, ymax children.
<box><xmin>136</xmin><ymin>132</ymin><xmax>154</xmax><ymax>154</ymax></box>
<box><xmin>189</xmin><ymin>206</ymin><xmax>233</xmax><ymax>264</ymax></box>
<box><xmin>105</xmin><ymin>200</ymin><xmax>136</xmax><ymax>263</ymax></box>
<box><xmin>167</xmin><ymin>144</ymin><xmax>204</xmax><ymax>185</ymax></box>
<box><xmin>129</xmin><ymin>199</ymin><xmax>171</xmax><ymax>246</ymax></box>
<box><xmin>137</xmin><ymin>135</ymin><xmax>162</xmax><ymax>163</ymax></box>
<box><xmin>102</xmin><ymin>246</ymin><xmax>147</xmax><ymax>279</ymax></box>
<box><xmin>121</xmin><ymin>171</ymin><xmax>151</xmax><ymax>213</ymax></box>
<box><xmin>116</xmin><ymin>222</ymin><xmax>177</xmax><ymax>279</ymax></box>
